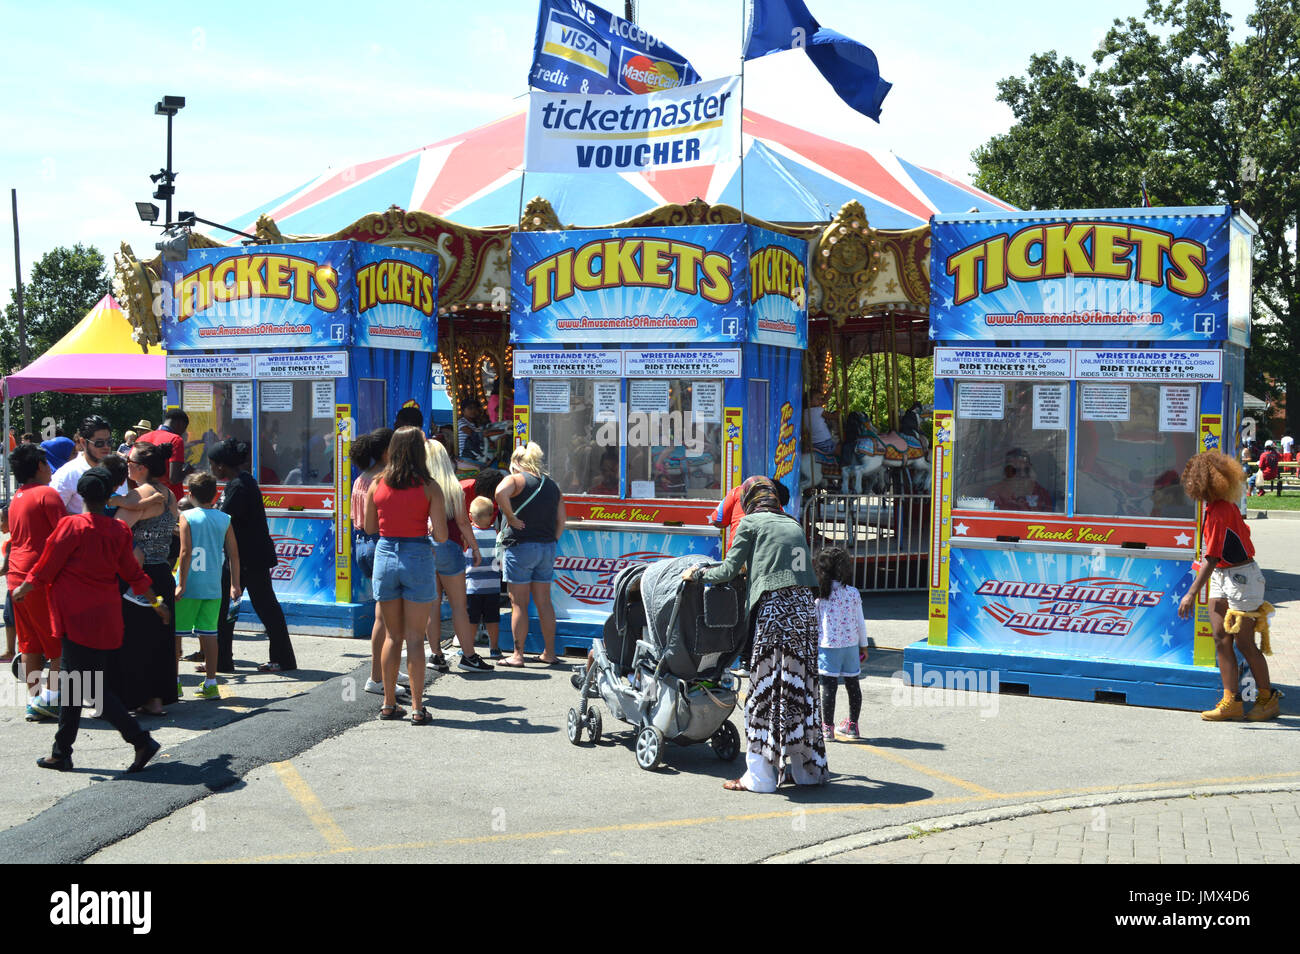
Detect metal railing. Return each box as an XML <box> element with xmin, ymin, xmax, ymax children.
<box><xmin>801</xmin><ymin>490</ymin><xmax>932</xmax><ymax>591</ymax></box>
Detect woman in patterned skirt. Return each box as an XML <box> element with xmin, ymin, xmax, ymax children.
<box><xmin>684</xmin><ymin>476</ymin><xmax>828</xmax><ymax>793</ymax></box>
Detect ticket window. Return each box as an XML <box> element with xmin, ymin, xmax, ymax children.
<box><xmin>355</xmin><ymin>378</ymin><xmax>387</xmax><ymax>439</ymax></box>
<box><xmin>625</xmin><ymin>379</ymin><xmax>724</xmax><ymax>501</ymax></box>
<box><xmin>179</xmin><ymin>381</ymin><xmax>254</xmax><ymax>476</ymax></box>
<box><xmin>528</xmin><ymin>379</ymin><xmax>619</xmax><ymax>497</ymax></box>
<box><xmin>952</xmin><ymin>380</ymin><xmax>1067</xmax><ymax>514</ymax></box>
<box><xmin>257</xmin><ymin>379</ymin><xmax>337</xmax><ymax>487</ymax></box>
<box><xmin>1074</xmin><ymin>382</ymin><xmax>1198</xmax><ymax>519</ymax></box>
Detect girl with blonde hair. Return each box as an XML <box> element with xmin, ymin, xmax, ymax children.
<box><xmin>495</xmin><ymin>441</ymin><xmax>566</xmax><ymax>666</ymax></box>
<box><xmin>423</xmin><ymin>439</ymin><xmax>492</xmax><ymax>673</ymax></box>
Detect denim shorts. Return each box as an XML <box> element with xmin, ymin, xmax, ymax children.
<box><xmin>433</xmin><ymin>538</ymin><xmax>466</xmax><ymax>577</ymax></box>
<box><xmin>503</xmin><ymin>541</ymin><xmax>557</xmax><ymax>584</ymax></box>
<box><xmin>372</xmin><ymin>537</ymin><xmax>436</xmax><ymax>603</ymax></box>
<box><xmin>354</xmin><ymin>531</ymin><xmax>379</xmax><ymax>579</ymax></box>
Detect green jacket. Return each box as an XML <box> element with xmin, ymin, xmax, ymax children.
<box><xmin>699</xmin><ymin>511</ymin><xmax>817</xmax><ymax>617</ymax></box>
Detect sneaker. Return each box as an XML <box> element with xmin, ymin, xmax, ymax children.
<box><xmin>458</xmin><ymin>653</ymin><xmax>494</xmax><ymax>673</ymax></box>
<box><xmin>364</xmin><ymin>678</ymin><xmax>411</xmax><ymax>701</ymax></box>
<box><xmin>822</xmin><ymin>723</ymin><xmax>836</xmax><ymax>742</ymax></box>
<box><xmin>195</xmin><ymin>682</ymin><xmax>220</xmax><ymax>700</ymax></box>
<box><xmin>836</xmin><ymin>718</ymin><xmax>859</xmax><ymax>740</ymax></box>
<box><xmin>1201</xmin><ymin>693</ymin><xmax>1244</xmax><ymax>721</ymax></box>
<box><xmin>1246</xmin><ymin>688</ymin><xmax>1282</xmax><ymax>722</ymax></box>
<box><xmin>26</xmin><ymin>702</ymin><xmax>55</xmax><ymax>721</ymax></box>
<box><xmin>397</xmin><ymin>669</ymin><xmax>410</xmax><ymax>687</ymax></box>
<box><xmin>428</xmin><ymin>654</ymin><xmax>450</xmax><ymax>673</ymax></box>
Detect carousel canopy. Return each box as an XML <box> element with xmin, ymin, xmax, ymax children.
<box><xmin>2</xmin><ymin>294</ymin><xmax>165</xmax><ymax>399</ymax></box>
<box><xmin>229</xmin><ymin>109</ymin><xmax>1013</xmax><ymax>236</ymax></box>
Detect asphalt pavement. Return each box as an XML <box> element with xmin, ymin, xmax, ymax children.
<box><xmin>0</xmin><ymin>520</ymin><xmax>1295</xmax><ymax>864</ymax></box>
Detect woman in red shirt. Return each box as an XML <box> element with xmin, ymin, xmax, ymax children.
<box><xmin>1177</xmin><ymin>451</ymin><xmax>1279</xmax><ymax>722</ymax></box>
<box><xmin>364</xmin><ymin>427</ymin><xmax>448</xmax><ymax>723</ymax></box>
<box><xmin>14</xmin><ymin>467</ymin><xmax>171</xmax><ymax>772</ymax></box>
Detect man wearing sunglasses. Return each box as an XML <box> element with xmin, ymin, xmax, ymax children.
<box><xmin>50</xmin><ymin>415</ymin><xmax>127</xmax><ymax>514</ymax></box>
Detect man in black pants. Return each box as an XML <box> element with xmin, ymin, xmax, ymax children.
<box><xmin>208</xmin><ymin>439</ymin><xmax>297</xmax><ymax>673</ymax></box>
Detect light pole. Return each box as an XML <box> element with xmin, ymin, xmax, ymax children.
<box><xmin>152</xmin><ymin>95</ymin><xmax>185</xmax><ymax>227</ymax></box>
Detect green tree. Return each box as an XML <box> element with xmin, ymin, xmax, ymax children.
<box><xmin>971</xmin><ymin>0</ymin><xmax>1300</xmax><ymax>427</ymax></box>
<box><xmin>2</xmin><ymin>244</ymin><xmax>163</xmax><ymax>439</ymax></box>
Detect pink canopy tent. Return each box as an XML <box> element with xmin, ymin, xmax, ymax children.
<box><xmin>2</xmin><ymin>294</ymin><xmax>165</xmax><ymax>400</ymax></box>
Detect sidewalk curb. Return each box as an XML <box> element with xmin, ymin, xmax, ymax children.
<box><xmin>1249</xmin><ymin>509</ymin><xmax>1300</xmax><ymax>519</ymax></box>
<box><xmin>761</xmin><ymin>781</ymin><xmax>1300</xmax><ymax>864</ymax></box>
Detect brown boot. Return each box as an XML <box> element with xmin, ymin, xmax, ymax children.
<box><xmin>1246</xmin><ymin>688</ymin><xmax>1282</xmax><ymax>722</ymax></box>
<box><xmin>1201</xmin><ymin>692</ymin><xmax>1244</xmax><ymax>721</ymax></box>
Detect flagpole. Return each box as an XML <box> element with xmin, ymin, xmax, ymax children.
<box><xmin>739</xmin><ymin>0</ymin><xmax>746</xmax><ymax>224</ymax></box>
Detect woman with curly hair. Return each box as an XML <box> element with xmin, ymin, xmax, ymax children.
<box><xmin>1177</xmin><ymin>451</ymin><xmax>1280</xmax><ymax>721</ymax></box>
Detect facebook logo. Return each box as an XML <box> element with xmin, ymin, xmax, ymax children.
<box><xmin>722</xmin><ymin>318</ymin><xmax>739</xmax><ymax>337</ymax></box>
<box><xmin>1194</xmin><ymin>313</ymin><xmax>1216</xmax><ymax>336</ymax></box>
<box><xmin>331</xmin><ymin>323</ymin><xmax>345</xmax><ymax>341</ymax></box>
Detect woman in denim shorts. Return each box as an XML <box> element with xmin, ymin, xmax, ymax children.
<box><xmin>495</xmin><ymin>442</ymin><xmax>565</xmax><ymax>667</ymax></box>
<box><xmin>350</xmin><ymin>428</ymin><xmax>395</xmax><ymax>697</ymax></box>
<box><xmin>365</xmin><ymin>427</ymin><xmax>448</xmax><ymax>724</ymax></box>
<box><xmin>424</xmin><ymin>439</ymin><xmax>492</xmax><ymax>673</ymax></box>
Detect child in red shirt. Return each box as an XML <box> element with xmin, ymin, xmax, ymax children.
<box><xmin>1177</xmin><ymin>451</ymin><xmax>1279</xmax><ymax>721</ymax></box>
<box><xmin>13</xmin><ymin>467</ymin><xmax>171</xmax><ymax>772</ymax></box>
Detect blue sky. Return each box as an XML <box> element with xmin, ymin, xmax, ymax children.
<box><xmin>0</xmin><ymin>0</ymin><xmax>1254</xmax><ymax>315</ymax></box>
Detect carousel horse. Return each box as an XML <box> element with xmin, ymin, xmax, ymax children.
<box><xmin>848</xmin><ymin>405</ymin><xmax>932</xmax><ymax>493</ymax></box>
<box><xmin>800</xmin><ymin>441</ymin><xmax>842</xmax><ymax>492</ymax></box>
<box><xmin>839</xmin><ymin>411</ymin><xmax>888</xmax><ymax>494</ymax></box>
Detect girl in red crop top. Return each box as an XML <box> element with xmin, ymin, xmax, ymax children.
<box><xmin>1176</xmin><ymin>451</ymin><xmax>1278</xmax><ymax>722</ymax></box>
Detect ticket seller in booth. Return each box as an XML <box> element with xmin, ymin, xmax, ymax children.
<box><xmin>161</xmin><ymin>242</ymin><xmax>438</xmax><ymax>639</ymax></box>
<box><xmin>506</xmin><ymin>223</ymin><xmax>808</xmax><ymax>650</ymax></box>
<box><xmin>913</xmin><ymin>206</ymin><xmax>1257</xmax><ymax>711</ymax></box>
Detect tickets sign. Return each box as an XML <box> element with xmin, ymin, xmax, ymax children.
<box><xmin>511</xmin><ymin>224</ymin><xmax>807</xmax><ymax>347</ymax></box>
<box><xmin>163</xmin><ymin>241</ymin><xmax>437</xmax><ymax>352</ymax></box>
<box><xmin>254</xmin><ymin>352</ymin><xmax>349</xmax><ymax>379</ymax></box>
<box><xmin>931</xmin><ymin>207</ymin><xmax>1233</xmax><ymax>341</ymax></box>
<box><xmin>167</xmin><ymin>354</ymin><xmax>254</xmax><ymax>380</ymax></box>
<box><xmin>514</xmin><ymin>350</ymin><xmax>623</xmax><ymax>377</ymax></box>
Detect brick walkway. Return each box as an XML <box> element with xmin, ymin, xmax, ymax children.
<box><xmin>816</xmin><ymin>790</ymin><xmax>1300</xmax><ymax>864</ymax></box>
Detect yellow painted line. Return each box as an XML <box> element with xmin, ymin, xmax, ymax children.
<box><xmin>860</xmin><ymin>745</ymin><xmax>998</xmax><ymax>797</ymax></box>
<box><xmin>270</xmin><ymin>761</ymin><xmax>352</xmax><ymax>852</ymax></box>
<box><xmin>194</xmin><ymin>768</ymin><xmax>1300</xmax><ymax>865</ymax></box>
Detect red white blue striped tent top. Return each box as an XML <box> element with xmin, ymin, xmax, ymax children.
<box><xmin>229</xmin><ymin>110</ymin><xmax>1014</xmax><ymax>236</ymax></box>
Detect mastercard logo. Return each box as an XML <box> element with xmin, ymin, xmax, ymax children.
<box><xmin>622</xmin><ymin>55</ymin><xmax>681</xmax><ymax>94</ymax></box>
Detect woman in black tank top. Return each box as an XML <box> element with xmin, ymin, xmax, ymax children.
<box><xmin>495</xmin><ymin>443</ymin><xmax>566</xmax><ymax>666</ymax></box>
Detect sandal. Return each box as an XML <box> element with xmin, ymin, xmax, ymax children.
<box><xmin>410</xmin><ymin>707</ymin><xmax>431</xmax><ymax>725</ymax></box>
<box><xmin>182</xmin><ymin>651</ymin><xmax>205</xmax><ymax>662</ymax></box>
<box><xmin>257</xmin><ymin>662</ymin><xmax>283</xmax><ymax>673</ymax></box>
<box><xmin>378</xmin><ymin>704</ymin><xmax>407</xmax><ymax>720</ymax></box>
<box><xmin>723</xmin><ymin>778</ymin><xmax>750</xmax><ymax>792</ymax></box>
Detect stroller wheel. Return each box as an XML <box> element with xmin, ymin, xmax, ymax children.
<box><xmin>585</xmin><ymin>707</ymin><xmax>603</xmax><ymax>745</ymax></box>
<box><xmin>635</xmin><ymin>726</ymin><xmax>664</xmax><ymax>771</ymax></box>
<box><xmin>566</xmin><ymin>708</ymin><xmax>583</xmax><ymax>745</ymax></box>
<box><xmin>710</xmin><ymin>720</ymin><xmax>741</xmax><ymax>761</ymax></box>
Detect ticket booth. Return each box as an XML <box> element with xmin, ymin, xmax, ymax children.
<box><xmin>909</xmin><ymin>205</ymin><xmax>1256</xmax><ymax>708</ymax></box>
<box><xmin>162</xmin><ymin>241</ymin><xmax>438</xmax><ymax>636</ymax></box>
<box><xmin>506</xmin><ymin>223</ymin><xmax>808</xmax><ymax>647</ymax></box>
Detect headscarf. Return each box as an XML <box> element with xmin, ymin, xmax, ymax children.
<box><xmin>740</xmin><ymin>475</ymin><xmax>783</xmax><ymax>516</ymax></box>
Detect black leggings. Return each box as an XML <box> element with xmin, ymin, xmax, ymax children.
<box><xmin>821</xmin><ymin>676</ymin><xmax>862</xmax><ymax>725</ymax></box>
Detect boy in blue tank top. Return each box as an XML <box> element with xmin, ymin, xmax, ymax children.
<box><xmin>176</xmin><ymin>473</ymin><xmax>241</xmax><ymax>698</ymax></box>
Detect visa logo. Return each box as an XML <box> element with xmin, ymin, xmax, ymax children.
<box><xmin>560</xmin><ymin>28</ymin><xmax>601</xmax><ymax>54</ymax></box>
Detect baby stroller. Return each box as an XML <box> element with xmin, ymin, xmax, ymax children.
<box><xmin>568</xmin><ymin>554</ymin><xmax>748</xmax><ymax>770</ymax></box>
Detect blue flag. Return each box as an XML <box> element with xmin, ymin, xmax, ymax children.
<box><xmin>530</xmin><ymin>0</ymin><xmax>701</xmax><ymax>96</ymax></box>
<box><xmin>743</xmin><ymin>0</ymin><xmax>892</xmax><ymax>122</ymax></box>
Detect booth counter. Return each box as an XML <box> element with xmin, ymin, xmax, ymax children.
<box><xmin>162</xmin><ymin>241</ymin><xmax>438</xmax><ymax>636</ymax></box>
<box><xmin>908</xmin><ymin>205</ymin><xmax>1257</xmax><ymax>709</ymax></box>
<box><xmin>506</xmin><ymin>223</ymin><xmax>808</xmax><ymax>646</ymax></box>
